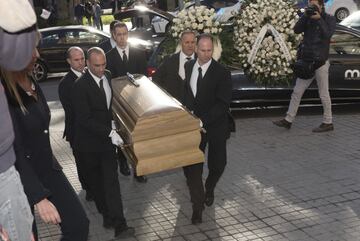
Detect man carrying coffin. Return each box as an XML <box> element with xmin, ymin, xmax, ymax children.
<box><xmin>153</xmin><ymin>30</ymin><xmax>208</xmax><ymax>224</ymax></box>
<box><xmin>72</xmin><ymin>47</ymin><xmax>135</xmax><ymax>238</ymax></box>
<box><xmin>183</xmin><ymin>33</ymin><xmax>232</xmax><ymax>224</ymax></box>
<box><xmin>58</xmin><ymin>46</ymin><xmax>94</xmax><ymax>201</ymax></box>
<box><xmin>106</xmin><ymin>22</ymin><xmax>147</xmax><ymax>183</ymax></box>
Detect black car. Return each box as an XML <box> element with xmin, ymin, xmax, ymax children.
<box><xmin>33</xmin><ymin>25</ymin><xmax>154</xmax><ymax>82</ymax></box>
<box><xmin>148</xmin><ymin>24</ymin><xmax>360</xmax><ymax>108</ymax></box>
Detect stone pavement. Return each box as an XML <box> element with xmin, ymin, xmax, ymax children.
<box><xmin>38</xmin><ymin>104</ymin><xmax>360</xmax><ymax>241</ymax></box>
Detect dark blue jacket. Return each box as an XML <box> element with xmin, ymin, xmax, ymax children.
<box><xmin>294</xmin><ymin>12</ymin><xmax>336</xmax><ymax>62</ymax></box>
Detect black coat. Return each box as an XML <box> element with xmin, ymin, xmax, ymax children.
<box><xmin>72</xmin><ymin>69</ymin><xmax>114</xmax><ymax>152</ymax></box>
<box><xmin>106</xmin><ymin>46</ymin><xmax>147</xmax><ymax>78</ymax></box>
<box><xmin>294</xmin><ymin>13</ymin><xmax>336</xmax><ymax>62</ymax></box>
<box><xmin>3</xmin><ymin>79</ymin><xmax>61</xmax><ymax>206</ymax></box>
<box><xmin>98</xmin><ymin>39</ymin><xmax>113</xmax><ymax>54</ymax></box>
<box><xmin>184</xmin><ymin>59</ymin><xmax>232</xmax><ymax>140</ymax></box>
<box><xmin>152</xmin><ymin>53</ymin><xmax>186</xmax><ymax>101</ymax></box>
<box><xmin>58</xmin><ymin>70</ymin><xmax>78</xmax><ymax>146</ymax></box>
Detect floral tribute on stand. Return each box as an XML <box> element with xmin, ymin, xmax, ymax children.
<box><xmin>166</xmin><ymin>5</ymin><xmax>223</xmax><ymax>60</ymax></box>
<box><xmin>234</xmin><ymin>0</ymin><xmax>302</xmax><ymax>86</ymax></box>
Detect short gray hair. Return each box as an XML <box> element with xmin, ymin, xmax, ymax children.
<box><xmin>87</xmin><ymin>47</ymin><xmax>105</xmax><ymax>60</ymax></box>
<box><xmin>67</xmin><ymin>46</ymin><xmax>84</xmax><ymax>59</ymax></box>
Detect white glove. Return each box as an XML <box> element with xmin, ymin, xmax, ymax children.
<box><xmin>109</xmin><ymin>130</ymin><xmax>124</xmax><ymax>146</ymax></box>
<box><xmin>111</xmin><ymin>120</ymin><xmax>116</xmax><ymax>130</ymax></box>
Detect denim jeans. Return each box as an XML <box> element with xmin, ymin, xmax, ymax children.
<box><xmin>0</xmin><ymin>166</ymin><xmax>33</xmax><ymax>241</ymax></box>
<box><xmin>285</xmin><ymin>61</ymin><xmax>332</xmax><ymax>124</ymax></box>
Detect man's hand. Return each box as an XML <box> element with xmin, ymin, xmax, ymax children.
<box><xmin>35</xmin><ymin>198</ymin><xmax>61</xmax><ymax>225</ymax></box>
<box><xmin>109</xmin><ymin>130</ymin><xmax>124</xmax><ymax>146</ymax></box>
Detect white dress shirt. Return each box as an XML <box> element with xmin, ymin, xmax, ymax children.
<box><xmin>71</xmin><ymin>68</ymin><xmax>83</xmax><ymax>78</ymax></box>
<box><xmin>110</xmin><ymin>38</ymin><xmax>116</xmax><ymax>48</ymax></box>
<box><xmin>178</xmin><ymin>51</ymin><xmax>195</xmax><ymax>80</ymax></box>
<box><xmin>190</xmin><ymin>59</ymin><xmax>212</xmax><ymax>96</ymax></box>
<box><xmin>116</xmin><ymin>45</ymin><xmax>129</xmax><ymax>61</ymax></box>
<box><xmin>89</xmin><ymin>70</ymin><xmax>111</xmax><ymax>109</ymax></box>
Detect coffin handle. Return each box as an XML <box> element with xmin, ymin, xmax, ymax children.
<box><xmin>126</xmin><ymin>72</ymin><xmax>140</xmax><ymax>87</ymax></box>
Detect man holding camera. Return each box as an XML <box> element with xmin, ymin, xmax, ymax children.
<box><xmin>273</xmin><ymin>0</ymin><xmax>336</xmax><ymax>132</ymax></box>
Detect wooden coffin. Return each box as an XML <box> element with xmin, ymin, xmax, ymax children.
<box><xmin>111</xmin><ymin>74</ymin><xmax>204</xmax><ymax>176</ymax></box>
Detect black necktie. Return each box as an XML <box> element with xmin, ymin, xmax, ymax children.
<box><xmin>186</xmin><ymin>57</ymin><xmax>191</xmax><ymax>62</ymax></box>
<box><xmin>197</xmin><ymin>67</ymin><xmax>202</xmax><ymax>94</ymax></box>
<box><xmin>99</xmin><ymin>78</ymin><xmax>106</xmax><ymax>97</ymax></box>
<box><xmin>122</xmin><ymin>50</ymin><xmax>128</xmax><ymax>63</ymax></box>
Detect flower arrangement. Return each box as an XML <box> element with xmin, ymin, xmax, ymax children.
<box><xmin>233</xmin><ymin>0</ymin><xmax>302</xmax><ymax>86</ymax></box>
<box><xmin>169</xmin><ymin>5</ymin><xmax>223</xmax><ymax>60</ymax></box>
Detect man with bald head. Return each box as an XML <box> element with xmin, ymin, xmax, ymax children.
<box><xmin>72</xmin><ymin>47</ymin><xmax>135</xmax><ymax>238</ymax></box>
<box><xmin>58</xmin><ymin>46</ymin><xmax>91</xmax><ymax>200</ymax></box>
<box><xmin>184</xmin><ymin>34</ymin><xmax>232</xmax><ymax>224</ymax></box>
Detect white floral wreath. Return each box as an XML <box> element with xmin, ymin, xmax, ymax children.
<box><xmin>234</xmin><ymin>0</ymin><xmax>302</xmax><ymax>85</ymax></box>
<box><xmin>171</xmin><ymin>5</ymin><xmax>223</xmax><ymax>60</ymax></box>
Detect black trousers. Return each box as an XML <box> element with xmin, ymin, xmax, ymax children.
<box><xmin>33</xmin><ymin>170</ymin><xmax>89</xmax><ymax>241</ymax></box>
<box><xmin>201</xmin><ymin>136</ymin><xmax>227</xmax><ymax>194</ymax></box>
<box><xmin>72</xmin><ymin>149</ymin><xmax>89</xmax><ymax>192</ymax></box>
<box><xmin>77</xmin><ymin>149</ymin><xmax>127</xmax><ymax>226</ymax></box>
<box><xmin>183</xmin><ymin>134</ymin><xmax>227</xmax><ymax>210</ymax></box>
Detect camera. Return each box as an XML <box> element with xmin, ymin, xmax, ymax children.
<box><xmin>305</xmin><ymin>4</ymin><xmax>319</xmax><ymax>16</ymax></box>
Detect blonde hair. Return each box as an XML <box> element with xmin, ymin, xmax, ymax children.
<box><xmin>0</xmin><ymin>68</ymin><xmax>28</xmax><ymax>114</ymax></box>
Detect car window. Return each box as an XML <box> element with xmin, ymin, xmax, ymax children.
<box><xmin>330</xmin><ymin>31</ymin><xmax>360</xmax><ymax>55</ymax></box>
<box><xmin>63</xmin><ymin>30</ymin><xmax>104</xmax><ymax>44</ymax></box>
<box><xmin>40</xmin><ymin>33</ymin><xmax>60</xmax><ymax>47</ymax></box>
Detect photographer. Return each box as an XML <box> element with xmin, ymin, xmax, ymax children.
<box><xmin>273</xmin><ymin>0</ymin><xmax>336</xmax><ymax>133</ymax></box>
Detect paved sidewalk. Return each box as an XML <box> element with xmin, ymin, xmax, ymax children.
<box><xmin>38</xmin><ymin>106</ymin><xmax>360</xmax><ymax>241</ymax></box>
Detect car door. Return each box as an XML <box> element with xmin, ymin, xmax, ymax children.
<box><xmin>39</xmin><ymin>30</ymin><xmax>70</xmax><ymax>73</ymax></box>
<box><xmin>329</xmin><ymin>29</ymin><xmax>360</xmax><ymax>99</ymax></box>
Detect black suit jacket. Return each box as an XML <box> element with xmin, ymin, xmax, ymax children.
<box><xmin>58</xmin><ymin>70</ymin><xmax>79</xmax><ymax>146</ymax></box>
<box><xmin>3</xmin><ymin>79</ymin><xmax>61</xmax><ymax>205</ymax></box>
<box><xmin>184</xmin><ymin>59</ymin><xmax>232</xmax><ymax>140</ymax></box>
<box><xmin>98</xmin><ymin>39</ymin><xmax>113</xmax><ymax>54</ymax></box>
<box><xmin>72</xmin><ymin>69</ymin><xmax>114</xmax><ymax>152</ymax></box>
<box><xmin>106</xmin><ymin>46</ymin><xmax>147</xmax><ymax>78</ymax></box>
<box><xmin>152</xmin><ymin>53</ymin><xmax>186</xmax><ymax>101</ymax></box>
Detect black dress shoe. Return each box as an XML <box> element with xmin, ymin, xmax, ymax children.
<box><xmin>85</xmin><ymin>192</ymin><xmax>94</xmax><ymax>202</ymax></box>
<box><xmin>191</xmin><ymin>209</ymin><xmax>202</xmax><ymax>225</ymax></box>
<box><xmin>114</xmin><ymin>225</ymin><xmax>135</xmax><ymax>238</ymax></box>
<box><xmin>102</xmin><ymin>217</ymin><xmax>114</xmax><ymax>229</ymax></box>
<box><xmin>119</xmin><ymin>162</ymin><xmax>131</xmax><ymax>176</ymax></box>
<box><xmin>134</xmin><ymin>174</ymin><xmax>147</xmax><ymax>183</ymax></box>
<box><xmin>204</xmin><ymin>195</ymin><xmax>214</xmax><ymax>207</ymax></box>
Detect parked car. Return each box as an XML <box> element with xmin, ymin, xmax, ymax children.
<box><xmin>32</xmin><ymin>25</ymin><xmax>153</xmax><ymax>82</ymax></box>
<box><xmin>294</xmin><ymin>0</ymin><xmax>359</xmax><ymax>22</ymax></box>
<box><xmin>148</xmin><ymin>25</ymin><xmax>360</xmax><ymax>108</ymax></box>
<box><xmin>340</xmin><ymin>10</ymin><xmax>360</xmax><ymax>30</ymax></box>
<box><xmin>114</xmin><ymin>5</ymin><xmax>174</xmax><ymax>37</ymax></box>
<box><xmin>325</xmin><ymin>0</ymin><xmax>359</xmax><ymax>22</ymax></box>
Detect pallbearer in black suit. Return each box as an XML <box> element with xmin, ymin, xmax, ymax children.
<box><xmin>58</xmin><ymin>46</ymin><xmax>94</xmax><ymax>201</ymax></box>
<box><xmin>106</xmin><ymin>22</ymin><xmax>147</xmax><ymax>183</ymax></box>
<box><xmin>152</xmin><ymin>30</ymin><xmax>196</xmax><ymax>100</ymax></box>
<box><xmin>153</xmin><ymin>31</ymin><xmax>206</xmax><ymax>224</ymax></box>
<box><xmin>184</xmin><ymin>34</ymin><xmax>232</xmax><ymax>223</ymax></box>
<box><xmin>98</xmin><ymin>20</ymin><xmax>119</xmax><ymax>53</ymax></box>
<box><xmin>72</xmin><ymin>47</ymin><xmax>135</xmax><ymax>239</ymax></box>
<box><xmin>106</xmin><ymin>22</ymin><xmax>147</xmax><ymax>77</ymax></box>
